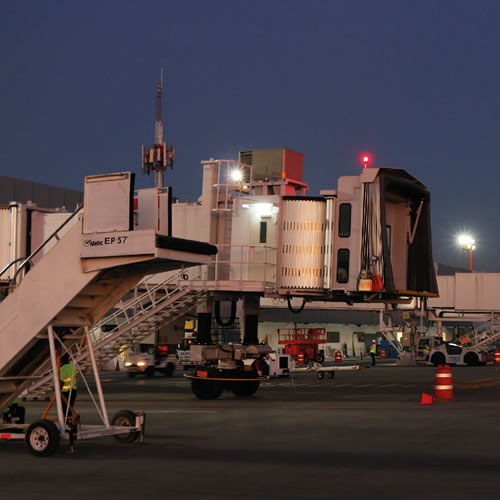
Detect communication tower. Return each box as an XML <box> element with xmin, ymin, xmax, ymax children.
<box><xmin>141</xmin><ymin>69</ymin><xmax>175</xmax><ymax>188</ymax></box>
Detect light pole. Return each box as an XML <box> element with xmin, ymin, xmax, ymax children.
<box><xmin>457</xmin><ymin>234</ymin><xmax>476</xmax><ymax>271</ymax></box>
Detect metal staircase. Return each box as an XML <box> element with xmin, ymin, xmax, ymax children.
<box><xmin>23</xmin><ymin>268</ymin><xmax>206</xmax><ymax>399</ymax></box>
<box><xmin>454</xmin><ymin>314</ymin><xmax>500</xmax><ymax>349</ymax></box>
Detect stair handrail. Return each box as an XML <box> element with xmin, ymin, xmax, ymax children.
<box><xmin>9</xmin><ymin>205</ymin><xmax>83</xmax><ymax>289</ymax></box>
<box><xmin>0</xmin><ymin>257</ymin><xmax>26</xmax><ymax>280</ymax></box>
<box><xmin>455</xmin><ymin>314</ymin><xmax>500</xmax><ymax>346</ymax></box>
<box><xmin>91</xmin><ymin>267</ymin><xmax>203</xmax><ymax>343</ymax></box>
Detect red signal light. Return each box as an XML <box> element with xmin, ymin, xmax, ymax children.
<box><xmin>361</xmin><ymin>153</ymin><xmax>372</xmax><ymax>167</ymax></box>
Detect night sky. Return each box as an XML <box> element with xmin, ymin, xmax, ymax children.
<box><xmin>1</xmin><ymin>1</ymin><xmax>499</xmax><ymax>271</ymax></box>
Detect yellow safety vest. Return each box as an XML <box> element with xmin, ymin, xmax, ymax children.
<box><xmin>370</xmin><ymin>344</ymin><xmax>377</xmax><ymax>354</ymax></box>
<box><xmin>60</xmin><ymin>363</ymin><xmax>77</xmax><ymax>392</ymax></box>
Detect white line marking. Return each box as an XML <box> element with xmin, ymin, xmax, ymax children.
<box><xmin>143</xmin><ymin>410</ymin><xmax>218</xmax><ymax>414</ymax></box>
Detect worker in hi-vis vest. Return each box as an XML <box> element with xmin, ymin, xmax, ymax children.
<box><xmin>59</xmin><ymin>353</ymin><xmax>77</xmax><ymax>417</ymax></box>
<box><xmin>369</xmin><ymin>340</ymin><xmax>377</xmax><ymax>366</ymax></box>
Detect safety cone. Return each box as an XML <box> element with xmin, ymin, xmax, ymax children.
<box><xmin>494</xmin><ymin>347</ymin><xmax>500</xmax><ymax>366</ymax></box>
<box><xmin>379</xmin><ymin>348</ymin><xmax>386</xmax><ymax>360</ymax></box>
<box><xmin>297</xmin><ymin>353</ymin><xmax>305</xmax><ymax>365</ymax></box>
<box><xmin>335</xmin><ymin>351</ymin><xmax>343</xmax><ymax>363</ymax></box>
<box><xmin>418</xmin><ymin>393</ymin><xmax>434</xmax><ymax>405</ymax></box>
<box><xmin>115</xmin><ymin>360</ymin><xmax>120</xmax><ymax>371</ymax></box>
<box><xmin>434</xmin><ymin>364</ymin><xmax>454</xmax><ymax>401</ymax></box>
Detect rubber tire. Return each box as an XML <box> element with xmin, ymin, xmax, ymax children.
<box><xmin>145</xmin><ymin>366</ymin><xmax>155</xmax><ymax>378</ymax></box>
<box><xmin>431</xmin><ymin>353</ymin><xmax>446</xmax><ymax>366</ymax></box>
<box><xmin>163</xmin><ymin>363</ymin><xmax>175</xmax><ymax>377</ymax></box>
<box><xmin>127</xmin><ymin>372</ymin><xmax>136</xmax><ymax>378</ymax></box>
<box><xmin>327</xmin><ymin>371</ymin><xmax>335</xmax><ymax>379</ymax></box>
<box><xmin>25</xmin><ymin>419</ymin><xmax>60</xmax><ymax>457</ymax></box>
<box><xmin>316</xmin><ymin>353</ymin><xmax>325</xmax><ymax>363</ymax></box>
<box><xmin>111</xmin><ymin>410</ymin><xmax>140</xmax><ymax>443</ymax></box>
<box><xmin>464</xmin><ymin>352</ymin><xmax>479</xmax><ymax>366</ymax></box>
<box><xmin>191</xmin><ymin>379</ymin><xmax>224</xmax><ymax>400</ymax></box>
<box><xmin>230</xmin><ymin>380</ymin><xmax>260</xmax><ymax>397</ymax></box>
<box><xmin>317</xmin><ymin>371</ymin><xmax>325</xmax><ymax>379</ymax></box>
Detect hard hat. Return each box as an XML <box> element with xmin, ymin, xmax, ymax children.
<box><xmin>372</xmin><ymin>340</ymin><xmax>376</xmax><ymax>343</ymax></box>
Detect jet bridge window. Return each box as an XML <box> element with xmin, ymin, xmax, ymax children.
<box><xmin>336</xmin><ymin>248</ymin><xmax>350</xmax><ymax>283</ymax></box>
<box><xmin>260</xmin><ymin>221</ymin><xmax>267</xmax><ymax>244</ymax></box>
<box><xmin>338</xmin><ymin>203</ymin><xmax>351</xmax><ymax>237</ymax></box>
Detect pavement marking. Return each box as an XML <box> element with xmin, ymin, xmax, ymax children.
<box><xmin>142</xmin><ymin>410</ymin><xmax>218</xmax><ymax>414</ymax></box>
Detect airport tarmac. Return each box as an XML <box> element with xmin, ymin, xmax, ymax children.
<box><xmin>1</xmin><ymin>364</ymin><xmax>500</xmax><ymax>499</ymax></box>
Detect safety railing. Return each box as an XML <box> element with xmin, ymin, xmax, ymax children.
<box><xmin>455</xmin><ymin>314</ymin><xmax>500</xmax><ymax>348</ymax></box>
<box><xmin>8</xmin><ymin>206</ymin><xmax>82</xmax><ymax>290</ymax></box>
<box><xmin>209</xmin><ymin>244</ymin><xmax>277</xmax><ymax>284</ymax></box>
<box><xmin>90</xmin><ymin>266</ymin><xmax>203</xmax><ymax>345</ymax></box>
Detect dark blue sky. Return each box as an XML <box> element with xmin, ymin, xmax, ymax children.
<box><xmin>1</xmin><ymin>0</ymin><xmax>499</xmax><ymax>270</ymax></box>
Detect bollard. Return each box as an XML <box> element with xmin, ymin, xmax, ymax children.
<box><xmin>434</xmin><ymin>364</ymin><xmax>455</xmax><ymax>401</ymax></box>
<box><xmin>494</xmin><ymin>347</ymin><xmax>500</xmax><ymax>366</ymax></box>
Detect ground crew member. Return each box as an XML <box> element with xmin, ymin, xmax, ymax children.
<box><xmin>370</xmin><ymin>340</ymin><xmax>377</xmax><ymax>366</ymax></box>
<box><xmin>60</xmin><ymin>353</ymin><xmax>77</xmax><ymax>417</ymax></box>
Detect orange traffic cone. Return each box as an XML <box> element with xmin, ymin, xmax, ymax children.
<box><xmin>418</xmin><ymin>393</ymin><xmax>433</xmax><ymax>405</ymax></box>
<box><xmin>115</xmin><ymin>360</ymin><xmax>120</xmax><ymax>371</ymax></box>
<box><xmin>434</xmin><ymin>364</ymin><xmax>454</xmax><ymax>401</ymax></box>
<box><xmin>379</xmin><ymin>348</ymin><xmax>386</xmax><ymax>360</ymax></box>
<box><xmin>335</xmin><ymin>351</ymin><xmax>342</xmax><ymax>363</ymax></box>
<box><xmin>494</xmin><ymin>347</ymin><xmax>500</xmax><ymax>366</ymax></box>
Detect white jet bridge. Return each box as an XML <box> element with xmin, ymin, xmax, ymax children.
<box><xmin>0</xmin><ymin>172</ymin><xmax>216</xmax><ymax>455</ymax></box>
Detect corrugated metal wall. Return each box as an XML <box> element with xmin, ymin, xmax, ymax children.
<box><xmin>0</xmin><ymin>176</ymin><xmax>82</xmax><ymax>210</ymax></box>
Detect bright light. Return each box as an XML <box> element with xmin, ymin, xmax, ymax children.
<box><xmin>137</xmin><ymin>361</ymin><xmax>146</xmax><ymax>367</ymax></box>
<box><xmin>253</xmin><ymin>203</ymin><xmax>274</xmax><ymax>217</ymax></box>
<box><xmin>230</xmin><ymin>169</ymin><xmax>243</xmax><ymax>183</ymax></box>
<box><xmin>457</xmin><ymin>234</ymin><xmax>475</xmax><ymax>250</ymax></box>
<box><xmin>360</xmin><ymin>153</ymin><xmax>372</xmax><ymax>167</ymax></box>
<box><xmin>125</xmin><ymin>362</ymin><xmax>132</xmax><ymax>367</ymax></box>
<box><xmin>242</xmin><ymin>202</ymin><xmax>274</xmax><ymax>217</ymax></box>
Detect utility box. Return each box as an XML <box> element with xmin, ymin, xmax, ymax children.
<box><xmin>239</xmin><ymin>148</ymin><xmax>303</xmax><ymax>183</ymax></box>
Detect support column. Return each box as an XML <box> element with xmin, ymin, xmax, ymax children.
<box><xmin>47</xmin><ymin>325</ymin><xmax>65</xmax><ymax>434</ymax></box>
<box><xmin>197</xmin><ymin>298</ymin><xmax>213</xmax><ymax>345</ymax></box>
<box><xmin>243</xmin><ymin>294</ymin><xmax>260</xmax><ymax>345</ymax></box>
<box><xmin>84</xmin><ymin>326</ymin><xmax>110</xmax><ymax>427</ymax></box>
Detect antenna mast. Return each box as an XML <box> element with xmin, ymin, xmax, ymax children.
<box><xmin>142</xmin><ymin>67</ymin><xmax>175</xmax><ymax>188</ymax></box>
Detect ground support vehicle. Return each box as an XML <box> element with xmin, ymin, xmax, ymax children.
<box><xmin>292</xmin><ymin>362</ymin><xmax>362</xmax><ymax>380</ymax></box>
<box><xmin>277</xmin><ymin>328</ymin><xmax>327</xmax><ymax>364</ymax></box>
<box><xmin>185</xmin><ymin>343</ymin><xmax>272</xmax><ymax>399</ymax></box>
<box><xmin>265</xmin><ymin>352</ymin><xmax>295</xmax><ymax>377</ymax></box>
<box><xmin>125</xmin><ymin>344</ymin><xmax>175</xmax><ymax>378</ymax></box>
<box><xmin>176</xmin><ymin>332</ymin><xmax>198</xmax><ymax>370</ymax></box>
<box><xmin>417</xmin><ymin>316</ymin><xmax>500</xmax><ymax>366</ymax></box>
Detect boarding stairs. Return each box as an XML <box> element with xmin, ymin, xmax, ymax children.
<box><xmin>24</xmin><ymin>268</ymin><xmax>206</xmax><ymax>399</ymax></box>
<box><xmin>0</xmin><ymin>213</ymin><xmax>214</xmax><ymax>411</ymax></box>
<box><xmin>453</xmin><ymin>314</ymin><xmax>500</xmax><ymax>349</ymax></box>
